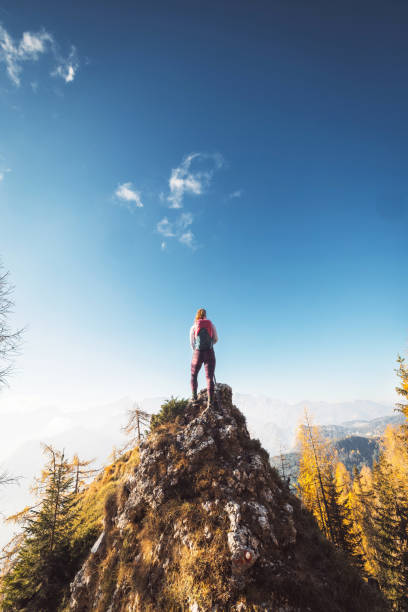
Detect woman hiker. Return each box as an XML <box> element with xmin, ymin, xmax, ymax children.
<box><xmin>190</xmin><ymin>308</ymin><xmax>218</xmax><ymax>407</ymax></box>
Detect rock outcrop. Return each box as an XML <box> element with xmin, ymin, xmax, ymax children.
<box><xmin>68</xmin><ymin>384</ymin><xmax>385</xmax><ymax>612</ymax></box>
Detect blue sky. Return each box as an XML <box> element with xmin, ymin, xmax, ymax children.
<box><xmin>0</xmin><ymin>0</ymin><xmax>407</xmax><ymax>409</ymax></box>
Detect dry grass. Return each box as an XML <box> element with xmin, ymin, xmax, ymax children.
<box><xmin>80</xmin><ymin>495</ymin><xmax>232</xmax><ymax>611</ymax></box>
<box><xmin>74</xmin><ymin>446</ymin><xmax>140</xmax><ymax>538</ymax></box>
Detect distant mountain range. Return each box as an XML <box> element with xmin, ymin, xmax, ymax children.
<box><xmin>319</xmin><ymin>414</ymin><xmax>404</xmax><ymax>440</ymax></box>
<box><xmin>270</xmin><ymin>413</ymin><xmax>404</xmax><ymax>483</ymax></box>
<box><xmin>233</xmin><ymin>393</ymin><xmax>395</xmax><ymax>456</ymax></box>
<box><xmin>334</xmin><ymin>436</ymin><xmax>380</xmax><ymax>472</ymax></box>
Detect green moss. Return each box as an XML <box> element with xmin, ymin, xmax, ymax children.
<box><xmin>150</xmin><ymin>397</ymin><xmax>189</xmax><ymax>430</ymax></box>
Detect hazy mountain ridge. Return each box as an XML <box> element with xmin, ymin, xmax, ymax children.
<box><xmin>319</xmin><ymin>413</ymin><xmax>404</xmax><ymax>441</ymax></box>
<box><xmin>234</xmin><ymin>394</ymin><xmax>394</xmax><ymax>457</ymax></box>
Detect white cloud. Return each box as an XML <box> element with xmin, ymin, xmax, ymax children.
<box><xmin>157</xmin><ymin>212</ymin><xmax>193</xmax><ymax>238</ymax></box>
<box><xmin>20</xmin><ymin>31</ymin><xmax>51</xmax><ymax>56</ymax></box>
<box><xmin>0</xmin><ymin>25</ymin><xmax>79</xmax><ymax>86</ymax></box>
<box><xmin>55</xmin><ymin>63</ymin><xmax>75</xmax><ymax>83</ymax></box>
<box><xmin>52</xmin><ymin>46</ymin><xmax>79</xmax><ymax>84</ymax></box>
<box><xmin>178</xmin><ymin>212</ymin><xmax>193</xmax><ymax>229</ymax></box>
<box><xmin>115</xmin><ymin>182</ymin><xmax>144</xmax><ymax>210</ymax></box>
<box><xmin>167</xmin><ymin>152</ymin><xmax>223</xmax><ymax>208</ymax></box>
<box><xmin>0</xmin><ymin>167</ymin><xmax>11</xmax><ymax>182</ymax></box>
<box><xmin>179</xmin><ymin>231</ymin><xmax>196</xmax><ymax>249</ymax></box>
<box><xmin>157</xmin><ymin>212</ymin><xmax>196</xmax><ymax>248</ymax></box>
<box><xmin>157</xmin><ymin>152</ymin><xmax>224</xmax><ymax>249</ymax></box>
<box><xmin>229</xmin><ymin>189</ymin><xmax>242</xmax><ymax>199</ymax></box>
<box><xmin>0</xmin><ymin>26</ymin><xmax>51</xmax><ymax>85</ymax></box>
<box><xmin>157</xmin><ymin>217</ymin><xmax>174</xmax><ymax>237</ymax></box>
<box><xmin>119</xmin><ymin>151</ymin><xmax>224</xmax><ymax>251</ymax></box>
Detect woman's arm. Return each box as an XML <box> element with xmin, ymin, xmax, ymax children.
<box><xmin>212</xmin><ymin>324</ymin><xmax>218</xmax><ymax>344</ymax></box>
<box><xmin>190</xmin><ymin>325</ymin><xmax>196</xmax><ymax>350</ymax></box>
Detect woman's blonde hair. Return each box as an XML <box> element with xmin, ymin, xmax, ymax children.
<box><xmin>195</xmin><ymin>308</ymin><xmax>207</xmax><ymax>321</ymax></box>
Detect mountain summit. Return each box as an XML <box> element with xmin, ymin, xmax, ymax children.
<box><xmin>68</xmin><ymin>384</ymin><xmax>384</xmax><ymax>612</ymax></box>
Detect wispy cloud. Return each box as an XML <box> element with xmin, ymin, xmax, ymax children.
<box><xmin>20</xmin><ymin>31</ymin><xmax>51</xmax><ymax>55</ymax></box>
<box><xmin>0</xmin><ymin>167</ymin><xmax>11</xmax><ymax>182</ymax></box>
<box><xmin>178</xmin><ymin>212</ymin><xmax>193</xmax><ymax>229</ymax></box>
<box><xmin>167</xmin><ymin>152</ymin><xmax>223</xmax><ymax>209</ymax></box>
<box><xmin>179</xmin><ymin>231</ymin><xmax>196</xmax><ymax>249</ymax></box>
<box><xmin>157</xmin><ymin>212</ymin><xmax>197</xmax><ymax>249</ymax></box>
<box><xmin>0</xmin><ymin>24</ymin><xmax>79</xmax><ymax>86</ymax></box>
<box><xmin>52</xmin><ymin>46</ymin><xmax>79</xmax><ymax>83</ymax></box>
<box><xmin>0</xmin><ymin>26</ymin><xmax>51</xmax><ymax>85</ymax></box>
<box><xmin>114</xmin><ymin>151</ymin><xmax>225</xmax><ymax>251</ymax></box>
<box><xmin>229</xmin><ymin>189</ymin><xmax>242</xmax><ymax>199</ymax></box>
<box><xmin>157</xmin><ymin>212</ymin><xmax>193</xmax><ymax>237</ymax></box>
<box><xmin>157</xmin><ymin>217</ymin><xmax>174</xmax><ymax>237</ymax></box>
<box><xmin>159</xmin><ymin>152</ymin><xmax>222</xmax><ymax>250</ymax></box>
<box><xmin>115</xmin><ymin>182</ymin><xmax>144</xmax><ymax>210</ymax></box>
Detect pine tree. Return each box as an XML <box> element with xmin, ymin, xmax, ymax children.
<box><xmin>370</xmin><ymin>454</ymin><xmax>408</xmax><ymax>610</ymax></box>
<box><xmin>0</xmin><ymin>445</ymin><xmax>78</xmax><ymax>611</ymax></box>
<box><xmin>349</xmin><ymin>466</ymin><xmax>377</xmax><ymax>574</ymax></box>
<box><xmin>396</xmin><ymin>356</ymin><xmax>408</xmax><ymax>420</ymax></box>
<box><xmin>325</xmin><ymin>464</ymin><xmax>364</xmax><ymax>568</ymax></box>
<box><xmin>0</xmin><ymin>264</ymin><xmax>23</xmax><ymax>387</ymax></box>
<box><xmin>325</xmin><ymin>470</ymin><xmax>347</xmax><ymax>546</ymax></box>
<box><xmin>277</xmin><ymin>445</ymin><xmax>292</xmax><ymax>489</ymax></box>
<box><xmin>121</xmin><ymin>402</ymin><xmax>152</xmax><ymax>451</ymax></box>
<box><xmin>361</xmin><ymin>356</ymin><xmax>408</xmax><ymax>608</ymax></box>
<box><xmin>71</xmin><ymin>454</ymin><xmax>99</xmax><ymax>495</ymax></box>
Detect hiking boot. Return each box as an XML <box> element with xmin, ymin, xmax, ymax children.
<box><xmin>191</xmin><ymin>392</ymin><xmax>198</xmax><ymax>404</ymax></box>
<box><xmin>207</xmin><ymin>395</ymin><xmax>214</xmax><ymax>409</ymax></box>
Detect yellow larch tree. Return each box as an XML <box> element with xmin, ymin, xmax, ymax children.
<box><xmin>296</xmin><ymin>409</ymin><xmax>334</xmax><ymax>540</ymax></box>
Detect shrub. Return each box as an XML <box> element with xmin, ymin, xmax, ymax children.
<box><xmin>150</xmin><ymin>397</ymin><xmax>189</xmax><ymax>430</ymax></box>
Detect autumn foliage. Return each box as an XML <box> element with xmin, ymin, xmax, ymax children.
<box><xmin>297</xmin><ymin>355</ymin><xmax>408</xmax><ymax>610</ymax></box>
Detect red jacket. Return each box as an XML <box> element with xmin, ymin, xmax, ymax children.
<box><xmin>194</xmin><ymin>318</ymin><xmax>214</xmax><ymax>338</ymax></box>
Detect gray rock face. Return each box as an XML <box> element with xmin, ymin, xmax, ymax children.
<box><xmin>112</xmin><ymin>384</ymin><xmax>295</xmax><ymax>582</ymax></box>
<box><xmin>68</xmin><ymin>384</ymin><xmax>384</xmax><ymax>612</ymax></box>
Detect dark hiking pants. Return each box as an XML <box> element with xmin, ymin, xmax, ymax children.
<box><xmin>191</xmin><ymin>349</ymin><xmax>216</xmax><ymax>400</ymax></box>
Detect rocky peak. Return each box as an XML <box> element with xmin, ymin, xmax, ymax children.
<box><xmin>69</xmin><ymin>384</ymin><xmax>385</xmax><ymax>612</ymax></box>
